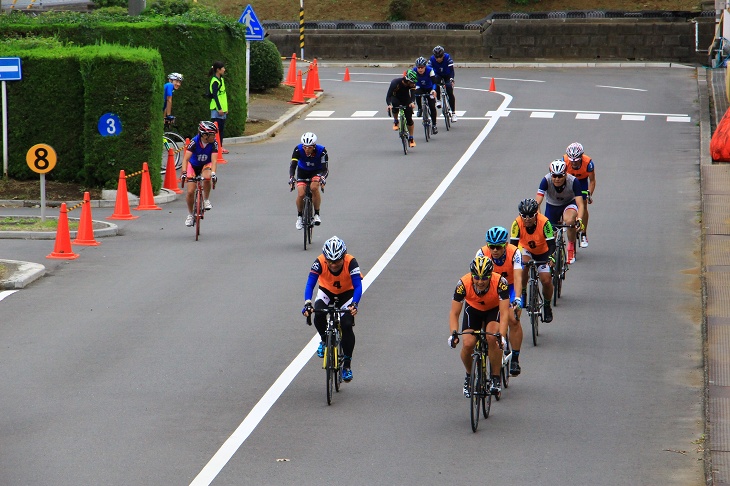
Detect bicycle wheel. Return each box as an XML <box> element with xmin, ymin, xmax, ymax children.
<box><xmin>161</xmin><ymin>136</ymin><xmax>179</xmax><ymax>175</ymax></box>
<box><xmin>529</xmin><ymin>280</ymin><xmax>539</xmax><ymax>346</ymax></box>
<box><xmin>302</xmin><ymin>197</ymin><xmax>311</xmax><ymax>251</ymax></box>
<box><xmin>164</xmin><ymin>131</ymin><xmax>186</xmax><ymax>170</ymax></box>
<box><xmin>334</xmin><ymin>334</ymin><xmax>343</xmax><ymax>392</ymax></box>
<box><xmin>306</xmin><ymin>202</ymin><xmax>313</xmax><ymax>246</ymax></box>
<box><xmin>442</xmin><ymin>95</ymin><xmax>451</xmax><ymax>131</ymax></box>
<box><xmin>194</xmin><ymin>186</ymin><xmax>203</xmax><ymax>241</ymax></box>
<box><xmin>470</xmin><ymin>354</ymin><xmax>482</xmax><ymax>432</ymax></box>
<box><xmin>552</xmin><ymin>247</ymin><xmax>562</xmax><ymax>306</ymax></box>
<box><xmin>501</xmin><ymin>343</ymin><xmax>511</xmax><ymax>389</ymax></box>
<box><xmin>423</xmin><ymin>106</ymin><xmax>431</xmax><ymax>142</ymax></box>
<box><xmin>326</xmin><ymin>330</ymin><xmax>335</xmax><ymax>405</ymax></box>
<box><xmin>483</xmin><ymin>354</ymin><xmax>492</xmax><ymax>417</ymax></box>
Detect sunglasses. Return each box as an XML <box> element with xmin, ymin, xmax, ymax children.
<box><xmin>488</xmin><ymin>244</ymin><xmax>505</xmax><ymax>250</ymax></box>
<box><xmin>472</xmin><ymin>273</ymin><xmax>491</xmax><ymax>281</ymax></box>
<box><xmin>551</xmin><ymin>174</ymin><xmax>566</xmax><ymax>179</ymax></box>
<box><xmin>520</xmin><ymin>213</ymin><xmax>537</xmax><ymax>219</ymax></box>
<box><xmin>326</xmin><ymin>258</ymin><xmax>343</xmax><ymax>265</ymax></box>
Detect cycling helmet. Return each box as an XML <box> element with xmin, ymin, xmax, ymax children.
<box><xmin>518</xmin><ymin>198</ymin><xmax>539</xmax><ymax>217</ymax></box>
<box><xmin>566</xmin><ymin>142</ymin><xmax>584</xmax><ymax>162</ymax></box>
<box><xmin>167</xmin><ymin>72</ymin><xmax>183</xmax><ymax>81</ymax></box>
<box><xmin>485</xmin><ymin>226</ymin><xmax>509</xmax><ymax>246</ymax></box>
<box><xmin>549</xmin><ymin>159</ymin><xmax>567</xmax><ymax>176</ymax></box>
<box><xmin>432</xmin><ymin>45</ymin><xmax>445</xmax><ymax>57</ymax></box>
<box><xmin>405</xmin><ymin>69</ymin><xmax>418</xmax><ymax>84</ymax></box>
<box><xmin>322</xmin><ymin>236</ymin><xmax>347</xmax><ymax>261</ymax></box>
<box><xmin>415</xmin><ymin>56</ymin><xmax>428</xmax><ymax>67</ymax></box>
<box><xmin>301</xmin><ymin>132</ymin><xmax>317</xmax><ymax>146</ymax></box>
<box><xmin>470</xmin><ymin>256</ymin><xmax>494</xmax><ymax>279</ymax></box>
<box><xmin>198</xmin><ymin>120</ymin><xmax>218</xmax><ymax>134</ymax></box>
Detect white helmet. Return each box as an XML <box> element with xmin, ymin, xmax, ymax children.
<box><xmin>167</xmin><ymin>72</ymin><xmax>184</xmax><ymax>81</ymax></box>
<box><xmin>301</xmin><ymin>132</ymin><xmax>317</xmax><ymax>146</ymax></box>
<box><xmin>549</xmin><ymin>159</ymin><xmax>567</xmax><ymax>176</ymax></box>
<box><xmin>322</xmin><ymin>236</ymin><xmax>347</xmax><ymax>261</ymax></box>
<box><xmin>566</xmin><ymin>142</ymin><xmax>584</xmax><ymax>161</ymax></box>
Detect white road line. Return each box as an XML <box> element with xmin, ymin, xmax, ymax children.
<box><xmin>0</xmin><ymin>290</ymin><xmax>18</xmax><ymax>302</ymax></box>
<box><xmin>480</xmin><ymin>77</ymin><xmax>545</xmax><ymax>83</ymax></box>
<box><xmin>530</xmin><ymin>112</ymin><xmax>555</xmax><ymax>118</ymax></box>
<box><xmin>597</xmin><ymin>85</ymin><xmax>647</xmax><ymax>91</ymax></box>
<box><xmin>621</xmin><ymin>114</ymin><xmax>646</xmax><ymax>121</ymax></box>
<box><xmin>667</xmin><ymin>116</ymin><xmax>691</xmax><ymax>122</ymax></box>
<box><xmin>352</xmin><ymin>111</ymin><xmax>378</xmax><ymax>117</ymax></box>
<box><xmin>576</xmin><ymin>113</ymin><xmax>600</xmax><ymax>120</ymax></box>
<box><xmin>307</xmin><ymin>110</ymin><xmax>334</xmax><ymax>117</ymax></box>
<box><xmin>189</xmin><ymin>90</ymin><xmax>514</xmax><ymax>486</ymax></box>
<box><xmin>509</xmin><ymin>107</ymin><xmax>688</xmax><ymax>117</ymax></box>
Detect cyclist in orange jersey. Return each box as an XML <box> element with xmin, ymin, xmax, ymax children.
<box><xmin>509</xmin><ymin>198</ymin><xmax>556</xmax><ymax>323</ymax></box>
<box><xmin>563</xmin><ymin>142</ymin><xmax>596</xmax><ymax>248</ymax></box>
<box><xmin>477</xmin><ymin>226</ymin><xmax>524</xmax><ymax>377</ymax></box>
<box><xmin>448</xmin><ymin>256</ymin><xmax>510</xmax><ymax>398</ymax></box>
<box><xmin>302</xmin><ymin>236</ymin><xmax>362</xmax><ymax>382</ymax></box>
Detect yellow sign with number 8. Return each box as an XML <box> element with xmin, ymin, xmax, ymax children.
<box><xmin>26</xmin><ymin>143</ymin><xmax>57</xmax><ymax>174</ymax></box>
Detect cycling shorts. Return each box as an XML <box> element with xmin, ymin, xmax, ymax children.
<box><xmin>544</xmin><ymin>201</ymin><xmax>578</xmax><ymax>227</ymax></box>
<box><xmin>462</xmin><ymin>304</ymin><xmax>499</xmax><ymax>331</ymax></box>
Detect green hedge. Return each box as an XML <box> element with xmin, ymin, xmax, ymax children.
<box><xmin>250</xmin><ymin>40</ymin><xmax>284</xmax><ymax>91</ymax></box>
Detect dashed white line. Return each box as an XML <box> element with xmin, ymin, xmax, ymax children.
<box><xmin>597</xmin><ymin>85</ymin><xmax>647</xmax><ymax>92</ymax></box>
<box><xmin>530</xmin><ymin>112</ymin><xmax>555</xmax><ymax>118</ymax></box>
<box><xmin>621</xmin><ymin>114</ymin><xmax>646</xmax><ymax>121</ymax></box>
<box><xmin>576</xmin><ymin>113</ymin><xmax>600</xmax><ymax>120</ymax></box>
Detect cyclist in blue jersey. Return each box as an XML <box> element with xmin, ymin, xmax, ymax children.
<box><xmin>412</xmin><ymin>57</ymin><xmax>439</xmax><ymax>135</ymax></box>
<box><xmin>535</xmin><ymin>159</ymin><xmax>586</xmax><ymax>264</ymax></box>
<box><xmin>429</xmin><ymin>46</ymin><xmax>457</xmax><ymax>122</ymax></box>
<box><xmin>386</xmin><ymin>70</ymin><xmax>417</xmax><ymax>147</ymax></box>
<box><xmin>181</xmin><ymin>121</ymin><xmax>219</xmax><ymax>227</ymax></box>
<box><xmin>289</xmin><ymin>132</ymin><xmax>329</xmax><ymax>230</ymax></box>
<box><xmin>163</xmin><ymin>72</ymin><xmax>183</xmax><ymax>120</ymax></box>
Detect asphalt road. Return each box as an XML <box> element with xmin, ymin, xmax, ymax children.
<box><xmin>0</xmin><ymin>65</ymin><xmax>703</xmax><ymax>485</ymax></box>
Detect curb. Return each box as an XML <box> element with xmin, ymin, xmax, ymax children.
<box><xmin>0</xmin><ymin>187</ymin><xmax>179</xmax><ymax>209</ymax></box>
<box><xmin>0</xmin><ymin>217</ymin><xmax>118</xmax><ymax>240</ymax></box>
<box><xmin>0</xmin><ymin>259</ymin><xmax>46</xmax><ymax>289</ymax></box>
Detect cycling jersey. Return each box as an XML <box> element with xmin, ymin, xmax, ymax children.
<box><xmin>454</xmin><ymin>272</ymin><xmax>509</xmax><ymax>311</ymax></box>
<box><xmin>537</xmin><ymin>173</ymin><xmax>585</xmax><ymax>207</ymax></box>
<box><xmin>185</xmin><ymin>135</ymin><xmax>218</xmax><ymax>168</ymax></box>
<box><xmin>386</xmin><ymin>77</ymin><xmax>415</xmax><ymax>107</ymax></box>
<box><xmin>290</xmin><ymin>144</ymin><xmax>329</xmax><ymax>178</ymax></box>
<box><xmin>563</xmin><ymin>154</ymin><xmax>594</xmax><ymax>181</ymax></box>
<box><xmin>477</xmin><ymin>244</ymin><xmax>522</xmax><ymax>286</ymax></box>
<box><xmin>305</xmin><ymin>254</ymin><xmax>363</xmax><ymax>304</ymax></box>
<box><xmin>412</xmin><ymin>66</ymin><xmax>437</xmax><ymax>92</ymax></box>
<box><xmin>429</xmin><ymin>53</ymin><xmax>455</xmax><ymax>79</ymax></box>
<box><xmin>510</xmin><ymin>213</ymin><xmax>555</xmax><ymax>255</ymax></box>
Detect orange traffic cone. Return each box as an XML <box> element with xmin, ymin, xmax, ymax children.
<box><xmin>72</xmin><ymin>192</ymin><xmax>100</xmax><ymax>246</ymax></box>
<box><xmin>163</xmin><ymin>148</ymin><xmax>183</xmax><ymax>194</ymax></box>
<box><xmin>303</xmin><ymin>66</ymin><xmax>316</xmax><ymax>99</ymax></box>
<box><xmin>47</xmin><ymin>203</ymin><xmax>79</xmax><ymax>260</ymax></box>
<box><xmin>289</xmin><ymin>70</ymin><xmax>306</xmax><ymax>104</ymax></box>
<box><xmin>312</xmin><ymin>59</ymin><xmax>322</xmax><ymax>92</ymax></box>
<box><xmin>136</xmin><ymin>162</ymin><xmax>162</xmax><ymax>210</ymax></box>
<box><xmin>489</xmin><ymin>77</ymin><xmax>496</xmax><ymax>92</ymax></box>
<box><xmin>214</xmin><ymin>122</ymin><xmax>228</xmax><ymax>164</ymax></box>
<box><xmin>283</xmin><ymin>53</ymin><xmax>297</xmax><ymax>87</ymax></box>
<box><xmin>343</xmin><ymin>67</ymin><xmax>351</xmax><ymax>82</ymax></box>
<box><xmin>108</xmin><ymin>170</ymin><xmax>139</xmax><ymax>220</ymax></box>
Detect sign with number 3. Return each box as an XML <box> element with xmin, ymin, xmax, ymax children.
<box><xmin>98</xmin><ymin>113</ymin><xmax>122</xmax><ymax>136</ymax></box>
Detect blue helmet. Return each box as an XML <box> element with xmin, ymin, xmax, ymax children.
<box><xmin>415</xmin><ymin>57</ymin><xmax>428</xmax><ymax>67</ymax></box>
<box><xmin>486</xmin><ymin>226</ymin><xmax>509</xmax><ymax>246</ymax></box>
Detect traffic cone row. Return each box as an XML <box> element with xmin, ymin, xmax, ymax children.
<box><xmin>108</xmin><ymin>170</ymin><xmax>138</xmax><ymax>220</ymax></box>
<box><xmin>136</xmin><ymin>162</ymin><xmax>161</xmax><ymax>211</ymax></box>
<box><xmin>72</xmin><ymin>192</ymin><xmax>100</xmax><ymax>246</ymax></box>
<box><xmin>47</xmin><ymin>203</ymin><xmax>79</xmax><ymax>260</ymax></box>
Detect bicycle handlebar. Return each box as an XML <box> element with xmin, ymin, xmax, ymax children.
<box><xmin>553</xmin><ymin>223</ymin><xmax>579</xmax><ymax>229</ymax></box>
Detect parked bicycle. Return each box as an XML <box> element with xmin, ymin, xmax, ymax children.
<box><xmin>523</xmin><ymin>260</ymin><xmax>548</xmax><ymax>346</ymax></box>
<box><xmin>291</xmin><ymin>178</ymin><xmax>321</xmax><ymax>250</ymax></box>
<box><xmin>388</xmin><ymin>107</ymin><xmax>409</xmax><ymax>155</ymax></box>
<box><xmin>455</xmin><ymin>329</ymin><xmax>503</xmax><ymax>432</ymax></box>
<box><xmin>161</xmin><ymin>116</ymin><xmax>186</xmax><ymax>175</ymax></box>
<box><xmin>306</xmin><ymin>298</ymin><xmax>345</xmax><ymax>405</ymax></box>
<box><xmin>437</xmin><ymin>81</ymin><xmax>453</xmax><ymax>131</ymax></box>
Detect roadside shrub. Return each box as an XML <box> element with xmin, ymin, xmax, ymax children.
<box><xmin>250</xmin><ymin>40</ymin><xmax>283</xmax><ymax>91</ymax></box>
<box><xmin>91</xmin><ymin>0</ymin><xmax>127</xmax><ymax>7</ymax></box>
<box><xmin>388</xmin><ymin>0</ymin><xmax>411</xmax><ymax>21</ymax></box>
<box><xmin>142</xmin><ymin>0</ymin><xmax>194</xmax><ymax>16</ymax></box>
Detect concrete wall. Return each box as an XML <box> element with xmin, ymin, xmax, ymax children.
<box><xmin>267</xmin><ymin>17</ymin><xmax>717</xmax><ymax>64</ymax></box>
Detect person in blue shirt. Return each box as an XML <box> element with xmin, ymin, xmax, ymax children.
<box><xmin>181</xmin><ymin>121</ymin><xmax>219</xmax><ymax>227</ymax></box>
<box><xmin>412</xmin><ymin>57</ymin><xmax>439</xmax><ymax>135</ymax></box>
<box><xmin>429</xmin><ymin>46</ymin><xmax>457</xmax><ymax>122</ymax></box>
<box><xmin>289</xmin><ymin>132</ymin><xmax>329</xmax><ymax>230</ymax></box>
<box><xmin>163</xmin><ymin>73</ymin><xmax>183</xmax><ymax>121</ymax></box>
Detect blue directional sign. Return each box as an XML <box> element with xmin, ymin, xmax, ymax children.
<box><xmin>0</xmin><ymin>57</ymin><xmax>22</xmax><ymax>81</ymax></box>
<box><xmin>238</xmin><ymin>4</ymin><xmax>265</xmax><ymax>41</ymax></box>
<box><xmin>98</xmin><ymin>113</ymin><xmax>122</xmax><ymax>137</ymax></box>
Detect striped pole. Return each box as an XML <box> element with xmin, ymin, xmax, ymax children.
<box><xmin>299</xmin><ymin>0</ymin><xmax>304</xmax><ymax>60</ymax></box>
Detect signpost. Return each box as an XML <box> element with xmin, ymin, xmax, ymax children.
<box><xmin>26</xmin><ymin>143</ymin><xmax>57</xmax><ymax>222</ymax></box>
<box><xmin>238</xmin><ymin>4</ymin><xmax>266</xmax><ymax>121</ymax></box>
<box><xmin>1</xmin><ymin>57</ymin><xmax>22</xmax><ymax>178</ymax></box>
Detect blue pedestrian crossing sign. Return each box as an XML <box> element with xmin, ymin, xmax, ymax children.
<box><xmin>238</xmin><ymin>4</ymin><xmax>265</xmax><ymax>41</ymax></box>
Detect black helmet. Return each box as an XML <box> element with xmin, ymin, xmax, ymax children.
<box><xmin>433</xmin><ymin>45</ymin><xmax>445</xmax><ymax>57</ymax></box>
<box><xmin>518</xmin><ymin>198</ymin><xmax>539</xmax><ymax>217</ymax></box>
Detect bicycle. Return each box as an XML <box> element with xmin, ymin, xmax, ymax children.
<box><xmin>306</xmin><ymin>298</ymin><xmax>345</xmax><ymax>405</ymax></box>
<box><xmin>454</xmin><ymin>329</ymin><xmax>502</xmax><ymax>432</ymax></box>
<box><xmin>185</xmin><ymin>174</ymin><xmax>215</xmax><ymax>241</ymax></box>
<box><xmin>388</xmin><ymin>106</ymin><xmax>409</xmax><ymax>155</ymax></box>
<box><xmin>551</xmin><ymin>223</ymin><xmax>574</xmax><ymax>306</ymax></box>
<box><xmin>161</xmin><ymin>117</ymin><xmax>186</xmax><ymax>176</ymax></box>
<box><xmin>416</xmin><ymin>93</ymin><xmax>432</xmax><ymax>142</ymax></box>
<box><xmin>437</xmin><ymin>80</ymin><xmax>453</xmax><ymax>131</ymax></box>
<box><xmin>291</xmin><ymin>178</ymin><xmax>321</xmax><ymax>250</ymax></box>
<box><xmin>523</xmin><ymin>259</ymin><xmax>547</xmax><ymax>346</ymax></box>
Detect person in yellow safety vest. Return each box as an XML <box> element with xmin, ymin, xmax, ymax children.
<box><xmin>209</xmin><ymin>61</ymin><xmax>229</xmax><ymax>154</ymax></box>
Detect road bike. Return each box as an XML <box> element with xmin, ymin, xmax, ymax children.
<box><xmin>551</xmin><ymin>223</ymin><xmax>574</xmax><ymax>306</ymax></box>
<box><xmin>307</xmin><ymin>298</ymin><xmax>345</xmax><ymax>405</ymax></box>
<box><xmin>455</xmin><ymin>329</ymin><xmax>502</xmax><ymax>432</ymax></box>
<box><xmin>437</xmin><ymin>80</ymin><xmax>453</xmax><ymax>131</ymax></box>
<box><xmin>523</xmin><ymin>260</ymin><xmax>547</xmax><ymax>346</ymax></box>
<box><xmin>500</xmin><ymin>327</ymin><xmax>512</xmax><ymax>393</ymax></box>
<box><xmin>388</xmin><ymin>106</ymin><xmax>409</xmax><ymax>155</ymax></box>
<box><xmin>416</xmin><ymin>93</ymin><xmax>432</xmax><ymax>142</ymax></box>
<box><xmin>186</xmin><ymin>175</ymin><xmax>215</xmax><ymax>241</ymax></box>
<box><xmin>161</xmin><ymin>117</ymin><xmax>186</xmax><ymax>176</ymax></box>
<box><xmin>292</xmin><ymin>178</ymin><xmax>320</xmax><ymax>250</ymax></box>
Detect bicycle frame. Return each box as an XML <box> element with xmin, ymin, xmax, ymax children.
<box><xmin>187</xmin><ymin>175</ymin><xmax>205</xmax><ymax>241</ymax></box>
<box><xmin>416</xmin><ymin>93</ymin><xmax>432</xmax><ymax>142</ymax></box>
<box><xmin>296</xmin><ymin>178</ymin><xmax>317</xmax><ymax>250</ymax></box>
<box><xmin>307</xmin><ymin>298</ymin><xmax>345</xmax><ymax>405</ymax></box>
<box><xmin>456</xmin><ymin>329</ymin><xmax>502</xmax><ymax>432</ymax></box>
<box><xmin>389</xmin><ymin>106</ymin><xmax>410</xmax><ymax>155</ymax></box>
<box><xmin>523</xmin><ymin>260</ymin><xmax>546</xmax><ymax>346</ymax></box>
<box><xmin>438</xmin><ymin>82</ymin><xmax>452</xmax><ymax>131</ymax></box>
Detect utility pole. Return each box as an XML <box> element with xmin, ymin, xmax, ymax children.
<box><xmin>129</xmin><ymin>0</ymin><xmax>146</xmax><ymax>16</ymax></box>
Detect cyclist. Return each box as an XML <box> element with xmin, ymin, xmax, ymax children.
<box><xmin>289</xmin><ymin>132</ymin><xmax>329</xmax><ymax>230</ymax></box>
<box><xmin>536</xmin><ymin>159</ymin><xmax>586</xmax><ymax>264</ymax></box>
<box><xmin>477</xmin><ymin>226</ymin><xmax>523</xmax><ymax>377</ymax></box>
<box><xmin>181</xmin><ymin>121</ymin><xmax>219</xmax><ymax>227</ymax></box>
<box><xmin>163</xmin><ymin>72</ymin><xmax>183</xmax><ymax>120</ymax></box>
<box><xmin>509</xmin><ymin>198</ymin><xmax>556</xmax><ymax>323</ymax></box>
<box><xmin>563</xmin><ymin>142</ymin><xmax>596</xmax><ymax>248</ymax></box>
<box><xmin>448</xmin><ymin>256</ymin><xmax>510</xmax><ymax>398</ymax></box>
<box><xmin>411</xmin><ymin>56</ymin><xmax>439</xmax><ymax>135</ymax></box>
<box><xmin>386</xmin><ymin>70</ymin><xmax>417</xmax><ymax>147</ymax></box>
<box><xmin>302</xmin><ymin>236</ymin><xmax>362</xmax><ymax>382</ymax></box>
<box><xmin>429</xmin><ymin>45</ymin><xmax>457</xmax><ymax>122</ymax></box>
